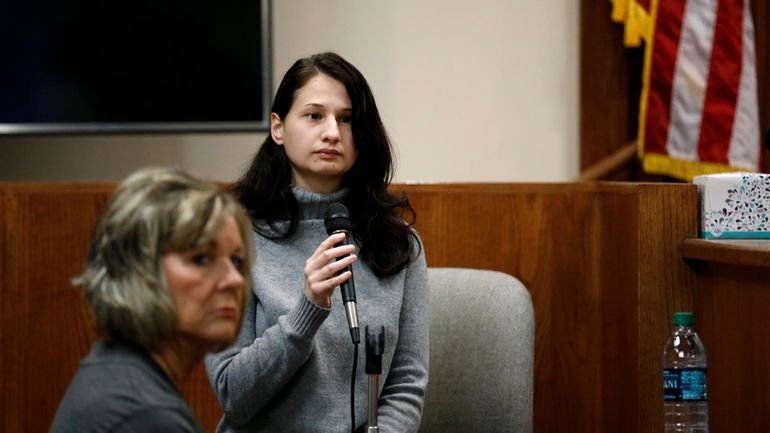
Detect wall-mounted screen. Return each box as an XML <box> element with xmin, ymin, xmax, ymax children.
<box><xmin>0</xmin><ymin>0</ymin><xmax>271</xmax><ymax>134</ymax></box>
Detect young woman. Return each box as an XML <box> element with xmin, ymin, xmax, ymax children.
<box><xmin>205</xmin><ymin>52</ymin><xmax>429</xmax><ymax>433</ymax></box>
<box><xmin>51</xmin><ymin>167</ymin><xmax>253</xmax><ymax>433</ymax></box>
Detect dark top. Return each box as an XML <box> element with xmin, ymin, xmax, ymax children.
<box><xmin>50</xmin><ymin>340</ymin><xmax>204</xmax><ymax>433</ymax></box>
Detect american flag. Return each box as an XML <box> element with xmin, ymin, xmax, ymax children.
<box><xmin>612</xmin><ymin>0</ymin><xmax>761</xmax><ymax>181</ymax></box>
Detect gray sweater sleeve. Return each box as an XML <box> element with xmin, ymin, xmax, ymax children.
<box><xmin>376</xmin><ymin>243</ymin><xmax>430</xmax><ymax>433</ymax></box>
<box><xmin>204</xmin><ymin>290</ymin><xmax>330</xmax><ymax>426</ymax></box>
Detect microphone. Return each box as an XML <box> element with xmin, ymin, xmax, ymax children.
<box><xmin>324</xmin><ymin>203</ymin><xmax>360</xmax><ymax>344</ymax></box>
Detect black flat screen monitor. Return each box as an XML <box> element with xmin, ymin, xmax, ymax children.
<box><xmin>0</xmin><ymin>0</ymin><xmax>271</xmax><ymax>134</ymax></box>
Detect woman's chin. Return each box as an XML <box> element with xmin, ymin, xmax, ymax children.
<box><xmin>187</xmin><ymin>328</ymin><xmax>240</xmax><ymax>353</ymax></box>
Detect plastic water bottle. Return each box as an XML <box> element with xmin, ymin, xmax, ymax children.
<box><xmin>663</xmin><ymin>311</ymin><xmax>708</xmax><ymax>433</ymax></box>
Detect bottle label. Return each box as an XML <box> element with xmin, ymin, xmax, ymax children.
<box><xmin>663</xmin><ymin>368</ymin><xmax>707</xmax><ymax>401</ymax></box>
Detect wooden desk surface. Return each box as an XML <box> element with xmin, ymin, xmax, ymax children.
<box><xmin>682</xmin><ymin>238</ymin><xmax>770</xmax><ymax>268</ymax></box>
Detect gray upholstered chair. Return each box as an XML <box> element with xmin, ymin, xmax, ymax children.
<box><xmin>419</xmin><ymin>267</ymin><xmax>534</xmax><ymax>433</ymax></box>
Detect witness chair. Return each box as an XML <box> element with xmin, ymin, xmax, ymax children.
<box><xmin>419</xmin><ymin>267</ymin><xmax>534</xmax><ymax>433</ymax></box>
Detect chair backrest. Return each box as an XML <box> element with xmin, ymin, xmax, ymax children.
<box><xmin>420</xmin><ymin>267</ymin><xmax>534</xmax><ymax>433</ymax></box>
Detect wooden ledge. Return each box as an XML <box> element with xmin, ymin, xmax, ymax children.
<box><xmin>681</xmin><ymin>238</ymin><xmax>770</xmax><ymax>268</ymax></box>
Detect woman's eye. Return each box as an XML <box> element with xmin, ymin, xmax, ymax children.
<box><xmin>340</xmin><ymin>116</ymin><xmax>352</xmax><ymax>124</ymax></box>
<box><xmin>230</xmin><ymin>256</ymin><xmax>245</xmax><ymax>272</ymax></box>
<box><xmin>307</xmin><ymin>112</ymin><xmax>321</xmax><ymax>120</ymax></box>
<box><xmin>191</xmin><ymin>253</ymin><xmax>212</xmax><ymax>266</ymax></box>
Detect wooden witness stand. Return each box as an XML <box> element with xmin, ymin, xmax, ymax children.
<box><xmin>1</xmin><ymin>181</ymin><xmax>764</xmax><ymax>433</ymax></box>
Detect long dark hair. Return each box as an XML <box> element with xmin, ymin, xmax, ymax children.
<box><xmin>234</xmin><ymin>52</ymin><xmax>418</xmax><ymax>277</ymax></box>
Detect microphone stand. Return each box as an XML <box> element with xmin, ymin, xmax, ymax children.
<box><xmin>366</xmin><ymin>326</ymin><xmax>385</xmax><ymax>433</ymax></box>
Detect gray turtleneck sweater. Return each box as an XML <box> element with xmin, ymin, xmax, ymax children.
<box><xmin>205</xmin><ymin>187</ymin><xmax>429</xmax><ymax>433</ymax></box>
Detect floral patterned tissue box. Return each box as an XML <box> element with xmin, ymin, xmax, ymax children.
<box><xmin>693</xmin><ymin>173</ymin><xmax>770</xmax><ymax>239</ymax></box>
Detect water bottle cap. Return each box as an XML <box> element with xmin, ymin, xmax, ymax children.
<box><xmin>673</xmin><ymin>311</ymin><xmax>694</xmax><ymax>326</ymax></box>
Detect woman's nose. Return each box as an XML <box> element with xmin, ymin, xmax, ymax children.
<box><xmin>321</xmin><ymin>118</ymin><xmax>341</xmax><ymax>142</ymax></box>
<box><xmin>218</xmin><ymin>259</ymin><xmax>244</xmax><ymax>291</ymax></box>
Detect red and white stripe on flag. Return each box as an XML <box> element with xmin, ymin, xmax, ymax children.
<box><xmin>638</xmin><ymin>0</ymin><xmax>761</xmax><ymax>180</ymax></box>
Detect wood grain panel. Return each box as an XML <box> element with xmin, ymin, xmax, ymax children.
<box><xmin>1</xmin><ymin>184</ymin><xmax>112</xmax><ymax>433</ymax></box>
<box><xmin>181</xmin><ymin>364</ymin><xmax>222</xmax><ymax>432</ymax></box>
<box><xmin>682</xmin><ymin>239</ymin><xmax>770</xmax><ymax>268</ymax></box>
<box><xmin>636</xmin><ymin>185</ymin><xmax>699</xmax><ymax>432</ymax></box>
<box><xmin>694</xmin><ymin>263</ymin><xmax>770</xmax><ymax>433</ymax></box>
<box><xmin>580</xmin><ymin>0</ymin><xmax>643</xmax><ymax>180</ymax></box>
<box><xmin>683</xmin><ymin>238</ymin><xmax>770</xmax><ymax>433</ymax></box>
<box><xmin>752</xmin><ymin>0</ymin><xmax>770</xmax><ymax>174</ymax></box>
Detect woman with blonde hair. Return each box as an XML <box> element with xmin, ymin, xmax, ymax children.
<box><xmin>51</xmin><ymin>167</ymin><xmax>253</xmax><ymax>433</ymax></box>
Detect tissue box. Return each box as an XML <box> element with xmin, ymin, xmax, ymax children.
<box><xmin>693</xmin><ymin>173</ymin><xmax>770</xmax><ymax>239</ymax></box>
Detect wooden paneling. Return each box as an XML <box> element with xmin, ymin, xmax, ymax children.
<box><xmin>579</xmin><ymin>0</ymin><xmax>643</xmax><ymax>180</ymax></box>
<box><xmin>0</xmin><ymin>184</ymin><xmax>111</xmax><ymax>433</ymax></box>
<box><xmin>181</xmin><ymin>364</ymin><xmax>223</xmax><ymax>432</ymax></box>
<box><xmin>1</xmin><ymin>182</ymin><xmax>699</xmax><ymax>433</ymax></box>
<box><xmin>753</xmin><ymin>0</ymin><xmax>770</xmax><ymax>168</ymax></box>
<box><xmin>694</xmin><ymin>264</ymin><xmax>770</xmax><ymax>433</ymax></box>
<box><xmin>682</xmin><ymin>239</ymin><xmax>770</xmax><ymax>433</ymax></box>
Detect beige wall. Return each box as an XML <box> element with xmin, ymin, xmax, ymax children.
<box><xmin>0</xmin><ymin>0</ymin><xmax>579</xmax><ymax>182</ymax></box>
